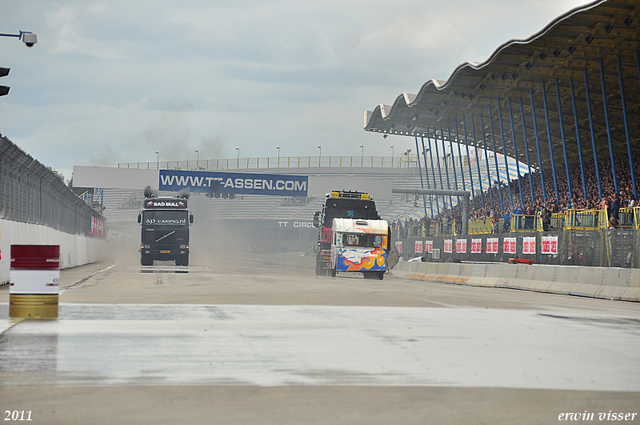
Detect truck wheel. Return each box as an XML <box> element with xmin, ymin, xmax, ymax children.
<box><xmin>141</xmin><ymin>256</ymin><xmax>153</xmax><ymax>266</ymax></box>
<box><xmin>331</xmin><ymin>269</ymin><xmax>336</xmax><ymax>278</ymax></box>
<box><xmin>378</xmin><ymin>272</ymin><xmax>384</xmax><ymax>280</ymax></box>
<box><xmin>315</xmin><ymin>262</ymin><xmax>323</xmax><ymax>276</ymax></box>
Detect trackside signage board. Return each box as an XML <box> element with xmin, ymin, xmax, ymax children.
<box><xmin>159</xmin><ymin>170</ymin><xmax>308</xmax><ymax>197</ymax></box>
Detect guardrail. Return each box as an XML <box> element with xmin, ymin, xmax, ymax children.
<box><xmin>469</xmin><ymin>218</ymin><xmax>493</xmax><ymax>234</ymax></box>
<box><xmin>510</xmin><ymin>215</ymin><xmax>538</xmax><ymax>233</ymax></box>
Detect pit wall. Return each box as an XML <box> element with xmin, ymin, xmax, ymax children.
<box><xmin>0</xmin><ymin>219</ymin><xmax>108</xmax><ymax>285</ymax></box>
<box><xmin>392</xmin><ymin>260</ymin><xmax>640</xmax><ymax>302</ymax></box>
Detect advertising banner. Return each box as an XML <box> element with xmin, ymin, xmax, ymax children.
<box><xmin>471</xmin><ymin>238</ymin><xmax>482</xmax><ymax>254</ymax></box>
<box><xmin>415</xmin><ymin>240</ymin><xmax>423</xmax><ymax>254</ymax></box>
<box><xmin>395</xmin><ymin>241</ymin><xmax>403</xmax><ymax>253</ymax></box>
<box><xmin>91</xmin><ymin>217</ymin><xmax>104</xmax><ymax>237</ymax></box>
<box><xmin>444</xmin><ymin>239</ymin><xmax>453</xmax><ymax>254</ymax></box>
<box><xmin>159</xmin><ymin>170</ymin><xmax>308</xmax><ymax>197</ymax></box>
<box><xmin>455</xmin><ymin>239</ymin><xmax>467</xmax><ymax>253</ymax></box>
<box><xmin>486</xmin><ymin>238</ymin><xmax>499</xmax><ymax>254</ymax></box>
<box><xmin>541</xmin><ymin>236</ymin><xmax>558</xmax><ymax>255</ymax></box>
<box><xmin>523</xmin><ymin>237</ymin><xmax>536</xmax><ymax>255</ymax></box>
<box><xmin>426</xmin><ymin>240</ymin><xmax>433</xmax><ymax>254</ymax></box>
<box><xmin>503</xmin><ymin>237</ymin><xmax>517</xmax><ymax>254</ymax></box>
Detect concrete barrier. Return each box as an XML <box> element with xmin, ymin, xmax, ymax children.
<box><xmin>393</xmin><ymin>260</ymin><xmax>639</xmax><ymax>302</ymax></box>
<box><xmin>494</xmin><ymin>263</ymin><xmax>518</xmax><ymax>289</ymax></box>
<box><xmin>530</xmin><ymin>266</ymin><xmax>557</xmax><ymax>293</ymax></box>
<box><xmin>482</xmin><ymin>264</ymin><xmax>502</xmax><ymax>288</ymax></box>
<box><xmin>548</xmin><ymin>266</ymin><xmax>579</xmax><ymax>295</ymax></box>
<box><xmin>512</xmin><ymin>264</ymin><xmax>537</xmax><ymax>291</ymax></box>
<box><xmin>466</xmin><ymin>263</ymin><xmax>487</xmax><ymax>286</ymax></box>
<box><xmin>0</xmin><ymin>219</ymin><xmax>108</xmax><ymax>285</ymax></box>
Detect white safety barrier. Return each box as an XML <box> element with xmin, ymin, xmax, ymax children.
<box><xmin>392</xmin><ymin>261</ymin><xmax>640</xmax><ymax>302</ymax></box>
<box><xmin>0</xmin><ymin>219</ymin><xmax>108</xmax><ymax>285</ymax></box>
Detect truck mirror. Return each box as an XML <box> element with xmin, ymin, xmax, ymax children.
<box><xmin>190</xmin><ymin>214</ymin><xmax>194</xmax><ymax>224</ymax></box>
<box><xmin>137</xmin><ymin>214</ymin><xmax>141</xmax><ymax>224</ymax></box>
<box><xmin>313</xmin><ymin>211</ymin><xmax>320</xmax><ymax>228</ymax></box>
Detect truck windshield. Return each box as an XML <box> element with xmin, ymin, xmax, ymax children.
<box><xmin>142</xmin><ymin>211</ymin><xmax>188</xmax><ymax>244</ymax></box>
<box><xmin>344</xmin><ymin>234</ymin><xmax>382</xmax><ymax>248</ymax></box>
<box><xmin>143</xmin><ymin>210</ymin><xmax>188</xmax><ymax>227</ymax></box>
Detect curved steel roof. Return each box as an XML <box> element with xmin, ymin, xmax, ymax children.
<box><xmin>364</xmin><ymin>0</ymin><xmax>639</xmax><ymax>170</ymax></box>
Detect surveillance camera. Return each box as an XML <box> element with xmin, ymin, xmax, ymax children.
<box><xmin>22</xmin><ymin>33</ymin><xmax>37</xmax><ymax>48</ymax></box>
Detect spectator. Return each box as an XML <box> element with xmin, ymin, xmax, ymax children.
<box><xmin>611</xmin><ymin>192</ymin><xmax>621</xmax><ymax>221</ymax></box>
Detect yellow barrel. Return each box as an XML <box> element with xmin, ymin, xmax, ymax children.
<box><xmin>9</xmin><ymin>294</ymin><xmax>59</xmax><ymax>319</ymax></box>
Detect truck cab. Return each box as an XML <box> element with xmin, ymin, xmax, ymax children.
<box><xmin>138</xmin><ymin>197</ymin><xmax>194</xmax><ymax>266</ymax></box>
<box><xmin>330</xmin><ymin>218</ymin><xmax>389</xmax><ymax>280</ymax></box>
<box><xmin>313</xmin><ymin>190</ymin><xmax>380</xmax><ymax>276</ymax></box>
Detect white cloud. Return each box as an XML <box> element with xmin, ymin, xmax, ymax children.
<box><xmin>0</xmin><ymin>0</ymin><xmax>594</xmax><ymax>181</ymax></box>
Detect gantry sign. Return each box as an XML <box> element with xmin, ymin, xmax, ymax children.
<box><xmin>364</xmin><ymin>0</ymin><xmax>639</xmax><ymax>201</ymax></box>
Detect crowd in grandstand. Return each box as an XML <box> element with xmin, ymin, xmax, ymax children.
<box><xmin>391</xmin><ymin>151</ymin><xmax>639</xmax><ymax>237</ymax></box>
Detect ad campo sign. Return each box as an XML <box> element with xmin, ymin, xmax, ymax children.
<box><xmin>159</xmin><ymin>170</ymin><xmax>309</xmax><ymax>197</ymax></box>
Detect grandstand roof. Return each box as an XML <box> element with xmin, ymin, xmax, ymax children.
<box><xmin>364</xmin><ymin>0</ymin><xmax>640</xmax><ymax>170</ymax></box>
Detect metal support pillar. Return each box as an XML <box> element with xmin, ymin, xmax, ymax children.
<box><xmin>599</xmin><ymin>59</ymin><xmax>618</xmax><ymax>193</ymax></box>
<box><xmin>488</xmin><ymin>106</ymin><xmax>504</xmax><ymax>211</ymax></box>
<box><xmin>462</xmin><ymin>114</ymin><xmax>476</xmax><ymax>208</ymax></box>
<box><xmin>569</xmin><ymin>77</ymin><xmax>587</xmax><ymax>201</ymax></box>
<box><xmin>441</xmin><ymin>126</ymin><xmax>454</xmax><ymax>209</ymax></box>
<box><xmin>421</xmin><ymin>137</ymin><xmax>434</xmax><ymax>217</ymax></box>
<box><xmin>433</xmin><ymin>126</ymin><xmax>447</xmax><ymax>211</ymax></box>
<box><xmin>507</xmin><ymin>98</ymin><xmax>524</xmax><ymax>207</ymax></box>
<box><xmin>519</xmin><ymin>99</ymin><xmax>535</xmax><ymax>204</ymax></box>
<box><xmin>454</xmin><ymin>118</ymin><xmax>468</xmax><ymax>212</ymax></box>
<box><xmin>471</xmin><ymin>115</ymin><xmax>485</xmax><ymax>208</ymax></box>
<box><xmin>530</xmin><ymin>89</ymin><xmax>546</xmax><ymax>201</ymax></box>
<box><xmin>393</xmin><ymin>188</ymin><xmax>471</xmax><ymax>236</ymax></box>
<box><xmin>447</xmin><ymin>126</ymin><xmax>461</xmax><ymax>211</ymax></box>
<box><xmin>541</xmin><ymin>80</ymin><xmax>560</xmax><ymax>202</ymax></box>
<box><xmin>480</xmin><ymin>114</ymin><xmax>494</xmax><ymax>208</ymax></box>
<box><xmin>496</xmin><ymin>98</ymin><xmax>513</xmax><ymax>208</ymax></box>
<box><xmin>583</xmin><ymin>69</ymin><xmax>602</xmax><ymax>199</ymax></box>
<box><xmin>555</xmin><ymin>79</ymin><xmax>572</xmax><ymax>198</ymax></box>
<box><xmin>415</xmin><ymin>137</ymin><xmax>429</xmax><ymax>218</ymax></box>
<box><xmin>426</xmin><ymin>133</ymin><xmax>440</xmax><ymax>215</ymax></box>
<box><xmin>618</xmin><ymin>55</ymin><xmax>637</xmax><ymax>199</ymax></box>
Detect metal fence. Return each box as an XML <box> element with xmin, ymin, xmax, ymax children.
<box><xmin>0</xmin><ymin>135</ymin><xmax>104</xmax><ymax>235</ymax></box>
<box><xmin>395</xmin><ymin>229</ymin><xmax>639</xmax><ymax>268</ymax></box>
<box><xmin>118</xmin><ymin>154</ymin><xmax>435</xmax><ymax>170</ymax></box>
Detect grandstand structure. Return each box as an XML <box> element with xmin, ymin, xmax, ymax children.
<box><xmin>365</xmin><ymin>0</ymin><xmax>639</xmax><ymax>211</ymax></box>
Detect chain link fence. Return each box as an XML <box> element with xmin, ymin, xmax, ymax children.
<box><xmin>0</xmin><ymin>135</ymin><xmax>104</xmax><ymax>235</ymax></box>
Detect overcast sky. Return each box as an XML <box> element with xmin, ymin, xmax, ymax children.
<box><xmin>1</xmin><ymin>0</ymin><xmax>594</xmax><ymax>181</ymax></box>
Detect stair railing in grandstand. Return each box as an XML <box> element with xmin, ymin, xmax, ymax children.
<box><xmin>469</xmin><ymin>218</ymin><xmax>494</xmax><ymax>234</ymax></box>
<box><xmin>550</xmin><ymin>213</ymin><xmax>565</xmax><ymax>231</ymax></box>
<box><xmin>434</xmin><ymin>221</ymin><xmax>455</xmax><ymax>236</ymax></box>
<box><xmin>618</xmin><ymin>207</ymin><xmax>636</xmax><ymax>229</ymax></box>
<box><xmin>509</xmin><ymin>214</ymin><xmax>538</xmax><ymax>233</ymax></box>
<box><xmin>634</xmin><ymin>207</ymin><xmax>640</xmax><ymax>230</ymax></box>
<box><xmin>566</xmin><ymin>209</ymin><xmax>601</xmax><ymax>230</ymax></box>
<box><xmin>598</xmin><ymin>208</ymin><xmax>609</xmax><ymax>229</ymax></box>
